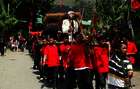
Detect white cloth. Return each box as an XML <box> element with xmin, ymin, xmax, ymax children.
<box><xmin>62</xmin><ymin>19</ymin><xmax>79</xmax><ymax>33</ymax></box>
<box><xmin>108</xmin><ymin>74</ymin><xmax>125</xmax><ymax>88</ymax></box>
<box><xmin>74</xmin><ymin>67</ymin><xmax>89</xmax><ymax>71</ymax></box>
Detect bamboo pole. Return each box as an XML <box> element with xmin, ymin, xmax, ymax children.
<box><xmin>127</xmin><ymin>0</ymin><xmax>135</xmax><ymax>39</ymax></box>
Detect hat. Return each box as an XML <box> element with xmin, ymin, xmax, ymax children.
<box><xmin>68</xmin><ymin>11</ymin><xmax>75</xmax><ymax>15</ymax></box>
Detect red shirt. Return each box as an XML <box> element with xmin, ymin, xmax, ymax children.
<box><xmin>127</xmin><ymin>41</ymin><xmax>138</xmax><ymax>64</ymax></box>
<box><xmin>59</xmin><ymin>44</ymin><xmax>71</xmax><ymax>69</ymax></box>
<box><xmin>32</xmin><ymin>41</ymin><xmax>36</xmax><ymax>54</ymax></box>
<box><xmin>69</xmin><ymin>44</ymin><xmax>89</xmax><ymax>68</ymax></box>
<box><xmin>93</xmin><ymin>46</ymin><xmax>109</xmax><ymax>73</ymax></box>
<box><xmin>40</xmin><ymin>45</ymin><xmax>46</xmax><ymax>56</ymax></box>
<box><xmin>44</xmin><ymin>45</ymin><xmax>60</xmax><ymax>67</ymax></box>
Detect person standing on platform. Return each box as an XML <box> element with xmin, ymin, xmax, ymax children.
<box><xmin>62</xmin><ymin>11</ymin><xmax>80</xmax><ymax>42</ymax></box>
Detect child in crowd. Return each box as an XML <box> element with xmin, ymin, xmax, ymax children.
<box><xmin>108</xmin><ymin>41</ymin><xmax>133</xmax><ymax>89</ymax></box>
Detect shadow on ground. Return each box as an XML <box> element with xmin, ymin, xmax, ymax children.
<box><xmin>8</xmin><ymin>58</ymin><xmax>16</xmax><ymax>60</ymax></box>
<box><xmin>134</xmin><ymin>67</ymin><xmax>140</xmax><ymax>72</ymax></box>
<box><xmin>32</xmin><ymin>69</ymin><xmax>66</xmax><ymax>89</ymax></box>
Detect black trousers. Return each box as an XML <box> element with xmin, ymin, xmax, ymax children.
<box><xmin>108</xmin><ymin>84</ymin><xmax>128</xmax><ymax>89</ymax></box>
<box><xmin>65</xmin><ymin>68</ymin><xmax>93</xmax><ymax>89</ymax></box>
<box><xmin>95</xmin><ymin>71</ymin><xmax>107</xmax><ymax>89</ymax></box>
<box><xmin>33</xmin><ymin>53</ymin><xmax>41</xmax><ymax>68</ymax></box>
<box><xmin>76</xmin><ymin>69</ymin><xmax>94</xmax><ymax>89</ymax></box>
<box><xmin>45</xmin><ymin>67</ymin><xmax>59</xmax><ymax>86</ymax></box>
<box><xmin>0</xmin><ymin>47</ymin><xmax>4</xmax><ymax>56</ymax></box>
<box><xmin>65</xmin><ymin>67</ymin><xmax>77</xmax><ymax>89</ymax></box>
<box><xmin>39</xmin><ymin>64</ymin><xmax>47</xmax><ymax>78</ymax></box>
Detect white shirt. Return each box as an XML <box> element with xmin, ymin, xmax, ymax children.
<box><xmin>108</xmin><ymin>74</ymin><xmax>125</xmax><ymax>88</ymax></box>
<box><xmin>62</xmin><ymin>19</ymin><xmax>79</xmax><ymax>33</ymax></box>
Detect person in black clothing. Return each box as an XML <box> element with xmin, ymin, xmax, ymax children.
<box><xmin>27</xmin><ymin>36</ymin><xmax>34</xmax><ymax>54</ymax></box>
<box><xmin>33</xmin><ymin>37</ymin><xmax>42</xmax><ymax>69</ymax></box>
<box><xmin>0</xmin><ymin>40</ymin><xmax>5</xmax><ymax>56</ymax></box>
<box><xmin>62</xmin><ymin>11</ymin><xmax>80</xmax><ymax>42</ymax></box>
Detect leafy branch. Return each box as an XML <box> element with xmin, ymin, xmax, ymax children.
<box><xmin>0</xmin><ymin>0</ymin><xmax>18</xmax><ymax>30</ymax></box>
<box><xmin>95</xmin><ymin>0</ymin><xmax>129</xmax><ymax>30</ymax></box>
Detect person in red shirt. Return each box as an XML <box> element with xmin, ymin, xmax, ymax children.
<box><xmin>59</xmin><ymin>36</ymin><xmax>73</xmax><ymax>86</ymax></box>
<box><xmin>67</xmin><ymin>34</ymin><xmax>93</xmax><ymax>89</ymax></box>
<box><xmin>127</xmin><ymin>39</ymin><xmax>138</xmax><ymax>65</ymax></box>
<box><xmin>91</xmin><ymin>37</ymin><xmax>109</xmax><ymax>89</ymax></box>
<box><xmin>59</xmin><ymin>36</ymin><xmax>77</xmax><ymax>89</ymax></box>
<box><xmin>43</xmin><ymin>37</ymin><xmax>60</xmax><ymax>87</ymax></box>
<box><xmin>38</xmin><ymin>38</ymin><xmax>47</xmax><ymax>80</ymax></box>
<box><xmin>122</xmin><ymin>36</ymin><xmax>138</xmax><ymax>65</ymax></box>
<box><xmin>59</xmin><ymin>37</ymin><xmax>71</xmax><ymax>69</ymax></box>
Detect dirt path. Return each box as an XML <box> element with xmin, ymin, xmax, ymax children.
<box><xmin>0</xmin><ymin>50</ymin><xmax>45</xmax><ymax>89</ymax></box>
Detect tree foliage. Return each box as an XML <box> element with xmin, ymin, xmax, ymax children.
<box><xmin>0</xmin><ymin>0</ymin><xmax>18</xmax><ymax>31</ymax></box>
<box><xmin>95</xmin><ymin>0</ymin><xmax>129</xmax><ymax>30</ymax></box>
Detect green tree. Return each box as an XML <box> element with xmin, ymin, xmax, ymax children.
<box><xmin>76</xmin><ymin>0</ymin><xmax>129</xmax><ymax>30</ymax></box>
<box><xmin>95</xmin><ymin>0</ymin><xmax>129</xmax><ymax>30</ymax></box>
<box><xmin>0</xmin><ymin>0</ymin><xmax>18</xmax><ymax>39</ymax></box>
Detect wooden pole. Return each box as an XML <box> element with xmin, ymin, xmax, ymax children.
<box><xmin>128</xmin><ymin>0</ymin><xmax>135</xmax><ymax>39</ymax></box>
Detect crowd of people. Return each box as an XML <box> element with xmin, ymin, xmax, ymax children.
<box><xmin>0</xmin><ymin>32</ymin><xmax>26</xmax><ymax>56</ymax></box>
<box><xmin>26</xmin><ymin>11</ymin><xmax>138</xmax><ymax>89</ymax></box>
<box><xmin>8</xmin><ymin>32</ymin><xmax>26</xmax><ymax>52</ymax></box>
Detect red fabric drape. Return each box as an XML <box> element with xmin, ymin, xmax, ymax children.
<box><xmin>131</xmin><ymin>0</ymin><xmax>140</xmax><ymax>10</ymax></box>
<box><xmin>29</xmin><ymin>32</ymin><xmax>42</xmax><ymax>36</ymax></box>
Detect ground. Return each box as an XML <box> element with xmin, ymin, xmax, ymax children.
<box><xmin>0</xmin><ymin>50</ymin><xmax>43</xmax><ymax>89</ymax></box>
<box><xmin>0</xmin><ymin>49</ymin><xmax>139</xmax><ymax>89</ymax></box>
